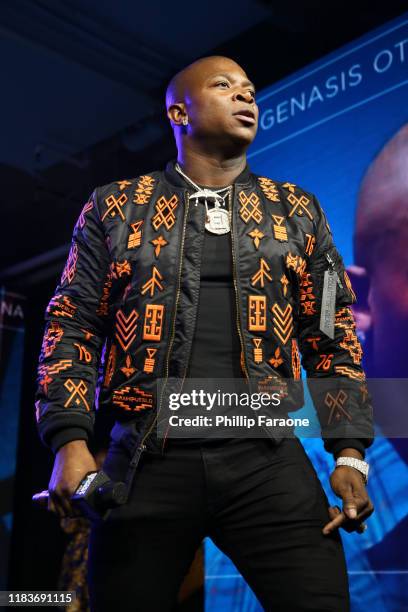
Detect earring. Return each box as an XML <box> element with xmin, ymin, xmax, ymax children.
<box><xmin>182</xmin><ymin>117</ymin><xmax>188</xmax><ymax>126</ymax></box>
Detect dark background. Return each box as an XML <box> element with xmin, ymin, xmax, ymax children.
<box><xmin>0</xmin><ymin>0</ymin><xmax>405</xmax><ymax>595</ymax></box>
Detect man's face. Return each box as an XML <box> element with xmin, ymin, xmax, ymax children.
<box><xmin>368</xmin><ymin>232</ymin><xmax>408</xmax><ymax>327</ymax></box>
<box><xmin>356</xmin><ymin>217</ymin><xmax>408</xmax><ymax>375</ymax></box>
<box><xmin>181</xmin><ymin>58</ymin><xmax>259</xmax><ymax>148</ymax></box>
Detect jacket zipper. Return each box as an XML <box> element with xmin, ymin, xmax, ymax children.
<box><xmin>161</xmin><ymin>194</ymin><xmax>207</xmax><ymax>449</ymax></box>
<box><xmin>138</xmin><ymin>190</ymin><xmax>190</xmax><ymax>454</ymax></box>
<box><xmin>229</xmin><ymin>186</ymin><xmax>250</xmax><ymax>381</ymax></box>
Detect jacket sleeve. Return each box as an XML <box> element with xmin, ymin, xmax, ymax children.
<box><xmin>297</xmin><ymin>195</ymin><xmax>374</xmax><ymax>458</ymax></box>
<box><xmin>35</xmin><ymin>189</ymin><xmax>112</xmax><ymax>454</ymax></box>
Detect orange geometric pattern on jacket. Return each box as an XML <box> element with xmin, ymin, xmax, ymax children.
<box><xmin>299</xmin><ymin>272</ymin><xmax>316</xmax><ymax>315</ymax></box>
<box><xmin>286</xmin><ymin>252</ymin><xmax>307</xmax><ymax>276</ymax></box>
<box><xmin>117</xmin><ymin>180</ymin><xmax>132</xmax><ymax>191</ymax></box>
<box><xmin>282</xmin><ymin>182</ymin><xmax>296</xmax><ymax>193</ymax></box>
<box><xmin>41</xmin><ymin>321</ymin><xmax>64</xmax><ymax>359</ymax></box>
<box><xmin>248</xmin><ymin>295</ymin><xmax>267</xmax><ymax>331</ymax></box>
<box><xmin>316</xmin><ymin>354</ymin><xmax>333</xmax><ymax>371</ymax></box>
<box><xmin>61</xmin><ymin>243</ymin><xmax>78</xmax><ymax>285</ymax></box>
<box><xmin>334</xmin><ymin>307</ymin><xmax>363</xmax><ymax>365</ymax></box>
<box><xmin>271</xmin><ymin>303</ymin><xmax>293</xmax><ymax>345</ymax></box>
<box><xmin>128</xmin><ymin>221</ymin><xmax>144</xmax><ymax>249</ymax></box>
<box><xmin>269</xmin><ymin>346</ymin><xmax>283</xmax><ymax>368</ymax></box>
<box><xmin>325</xmin><ymin>390</ymin><xmax>351</xmax><ymax>425</ymax></box>
<box><xmin>115</xmin><ymin>309</ymin><xmax>139</xmax><ymax>352</ymax></box>
<box><xmin>291</xmin><ymin>339</ymin><xmax>301</xmax><ymax>380</ymax></box>
<box><xmin>38</xmin><ymin>360</ymin><xmax>73</xmax><ymax>393</ymax></box>
<box><xmin>343</xmin><ymin>270</ymin><xmax>357</xmax><ymax>303</ymax></box>
<box><xmin>252</xmin><ymin>338</ymin><xmax>263</xmax><ymax>363</ymax></box>
<box><xmin>111</xmin><ymin>260</ymin><xmax>132</xmax><ymax>279</ymax></box>
<box><xmin>150</xmin><ymin>234</ymin><xmax>168</xmax><ymax>258</ymax></box>
<box><xmin>280</xmin><ymin>274</ymin><xmax>289</xmax><ymax>297</ymax></box>
<box><xmin>103</xmin><ymin>344</ymin><xmax>117</xmax><ymax>388</ymax></box>
<box><xmin>334</xmin><ymin>307</ymin><xmax>355</xmax><ymax>328</ymax></box>
<box><xmin>102</xmin><ymin>193</ymin><xmax>128</xmax><ymax>222</ymax></box>
<box><xmin>286</xmin><ymin>190</ymin><xmax>313</xmax><ymax>220</ymax></box>
<box><xmin>143</xmin><ymin>348</ymin><xmax>158</xmax><ymax>373</ymax></box>
<box><xmin>47</xmin><ymin>295</ymin><xmax>77</xmax><ymax>319</ymax></box>
<box><xmin>258</xmin><ymin>177</ymin><xmax>280</xmax><ymax>202</ymax></box>
<box><xmin>248</xmin><ymin>228</ymin><xmax>264</xmax><ymax>250</ymax></box>
<box><xmin>238</xmin><ymin>191</ymin><xmax>263</xmax><ymax>224</ymax></box>
<box><xmin>64</xmin><ymin>379</ymin><xmax>90</xmax><ymax>411</ymax></box>
<box><xmin>73</xmin><ymin>343</ymin><xmax>92</xmax><ymax>363</ymax></box>
<box><xmin>96</xmin><ymin>271</ymin><xmax>113</xmax><ymax>317</ymax></box>
<box><xmin>141</xmin><ymin>266</ymin><xmax>164</xmax><ymax>297</ymax></box>
<box><xmin>271</xmin><ymin>215</ymin><xmax>288</xmax><ymax>241</ymax></box>
<box><xmin>250</xmin><ymin>258</ymin><xmax>272</xmax><ymax>288</ymax></box>
<box><xmin>305</xmin><ymin>233</ymin><xmax>316</xmax><ymax>256</ymax></box>
<box><xmin>121</xmin><ymin>354</ymin><xmax>136</xmax><ymax>378</ymax></box>
<box><xmin>339</xmin><ymin>329</ymin><xmax>363</xmax><ymax>365</ymax></box>
<box><xmin>306</xmin><ymin>336</ymin><xmax>320</xmax><ymax>351</ymax></box>
<box><xmin>334</xmin><ymin>365</ymin><xmax>365</xmax><ymax>381</ymax></box>
<box><xmin>152</xmin><ymin>194</ymin><xmax>179</xmax><ymax>231</ymax></box>
<box><xmin>81</xmin><ymin>328</ymin><xmax>94</xmax><ymax>341</ymax></box>
<box><xmin>112</xmin><ymin>386</ymin><xmax>154</xmax><ymax>412</ymax></box>
<box><xmin>143</xmin><ymin>304</ymin><xmax>165</xmax><ymax>341</ymax></box>
<box><xmin>133</xmin><ymin>175</ymin><xmax>155</xmax><ymax>205</ymax></box>
<box><xmin>76</xmin><ymin>200</ymin><xmax>94</xmax><ymax>230</ymax></box>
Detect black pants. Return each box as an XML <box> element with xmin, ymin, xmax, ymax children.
<box><xmin>88</xmin><ymin>436</ymin><xmax>350</xmax><ymax>612</ymax></box>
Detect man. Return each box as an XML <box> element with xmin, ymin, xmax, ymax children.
<box><xmin>354</xmin><ymin>124</ymin><xmax>408</xmax><ymax>381</ymax></box>
<box><xmin>348</xmin><ymin>124</ymin><xmax>408</xmax><ymax>595</ymax></box>
<box><xmin>35</xmin><ymin>56</ymin><xmax>374</xmax><ymax>611</ymax></box>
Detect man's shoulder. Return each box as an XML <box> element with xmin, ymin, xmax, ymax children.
<box><xmin>251</xmin><ymin>171</ymin><xmax>315</xmax><ymax>202</ymax></box>
<box><xmin>250</xmin><ymin>172</ymin><xmax>327</xmax><ymax>227</ymax></box>
<box><xmin>94</xmin><ymin>170</ymin><xmax>164</xmax><ymax>202</ymax></box>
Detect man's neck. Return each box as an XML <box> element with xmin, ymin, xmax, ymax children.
<box><xmin>176</xmin><ymin>148</ymin><xmax>247</xmax><ymax>188</ymax></box>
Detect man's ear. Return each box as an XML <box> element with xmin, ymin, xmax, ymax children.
<box><xmin>167</xmin><ymin>102</ymin><xmax>186</xmax><ymax>126</ymax></box>
<box><xmin>346</xmin><ymin>265</ymin><xmax>372</xmax><ymax>334</ymax></box>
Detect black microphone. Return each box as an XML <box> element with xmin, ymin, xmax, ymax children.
<box><xmin>32</xmin><ymin>470</ymin><xmax>127</xmax><ymax>522</ymax></box>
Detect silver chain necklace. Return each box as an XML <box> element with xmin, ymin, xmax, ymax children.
<box><xmin>174</xmin><ymin>162</ymin><xmax>231</xmax><ymax>235</ymax></box>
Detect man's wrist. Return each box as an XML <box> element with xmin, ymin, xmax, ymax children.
<box><xmin>335</xmin><ymin>456</ymin><xmax>370</xmax><ymax>484</ymax></box>
<box><xmin>57</xmin><ymin>439</ymin><xmax>89</xmax><ymax>454</ymax></box>
<box><xmin>50</xmin><ymin>427</ymin><xmax>90</xmax><ymax>455</ymax></box>
<box><xmin>336</xmin><ymin>447</ymin><xmax>364</xmax><ymax>460</ymax></box>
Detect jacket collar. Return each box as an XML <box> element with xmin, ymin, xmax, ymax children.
<box><xmin>164</xmin><ymin>159</ymin><xmax>253</xmax><ymax>189</ymax></box>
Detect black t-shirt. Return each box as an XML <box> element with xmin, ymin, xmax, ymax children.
<box><xmin>186</xmin><ymin>216</ymin><xmax>242</xmax><ymax>379</ymax></box>
<box><xmin>169</xmin><ymin>189</ymin><xmax>244</xmax><ymax>445</ymax></box>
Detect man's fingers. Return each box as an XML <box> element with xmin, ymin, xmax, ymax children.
<box><xmin>342</xmin><ymin>494</ymin><xmax>358</xmax><ymax>519</ymax></box>
<box><xmin>56</xmin><ymin>485</ymin><xmax>83</xmax><ymax>518</ymax></box>
<box><xmin>323</xmin><ymin>504</ymin><xmax>374</xmax><ymax>535</ymax></box>
<box><xmin>48</xmin><ymin>491</ymin><xmax>65</xmax><ymax>519</ymax></box>
<box><xmin>323</xmin><ymin>509</ymin><xmax>347</xmax><ymax>534</ymax></box>
<box><xmin>58</xmin><ymin>491</ymin><xmax>75</xmax><ymax>517</ymax></box>
<box><xmin>47</xmin><ymin>495</ymin><xmax>56</xmax><ymax>514</ymax></box>
<box><xmin>343</xmin><ymin>484</ymin><xmax>374</xmax><ymax>522</ymax></box>
<box><xmin>327</xmin><ymin>505</ymin><xmax>341</xmax><ymax>520</ymax></box>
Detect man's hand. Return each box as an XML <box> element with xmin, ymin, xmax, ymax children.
<box><xmin>323</xmin><ymin>449</ymin><xmax>374</xmax><ymax>535</ymax></box>
<box><xmin>48</xmin><ymin>440</ymin><xmax>97</xmax><ymax>518</ymax></box>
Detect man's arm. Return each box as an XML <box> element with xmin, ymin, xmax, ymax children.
<box><xmin>297</xmin><ymin>195</ymin><xmax>374</xmax><ymax>532</ymax></box>
<box><xmin>35</xmin><ymin>188</ymin><xmax>111</xmax><ymax>516</ymax></box>
<box><xmin>297</xmin><ymin>195</ymin><xmax>374</xmax><ymax>455</ymax></box>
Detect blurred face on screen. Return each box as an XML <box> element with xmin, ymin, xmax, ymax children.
<box><xmin>166</xmin><ymin>56</ymin><xmax>259</xmax><ymax>152</ymax></box>
<box><xmin>354</xmin><ymin>124</ymin><xmax>408</xmax><ymax>376</ymax></box>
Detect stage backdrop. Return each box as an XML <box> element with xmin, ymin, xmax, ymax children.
<box><xmin>0</xmin><ymin>289</ymin><xmax>25</xmax><ymax>589</ymax></box>
<box><xmin>205</xmin><ymin>13</ymin><xmax>408</xmax><ymax>612</ymax></box>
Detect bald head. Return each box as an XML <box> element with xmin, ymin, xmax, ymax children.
<box><xmin>164</xmin><ymin>55</ymin><xmax>258</xmax><ymax>153</ymax></box>
<box><xmin>355</xmin><ymin>123</ymin><xmax>408</xmax><ymax>267</ymax></box>
<box><xmin>165</xmin><ymin>56</ymin><xmax>246</xmax><ymax>110</ymax></box>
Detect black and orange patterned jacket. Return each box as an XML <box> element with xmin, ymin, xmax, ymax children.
<box><xmin>35</xmin><ymin>161</ymin><xmax>373</xmax><ymax>457</ymax></box>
